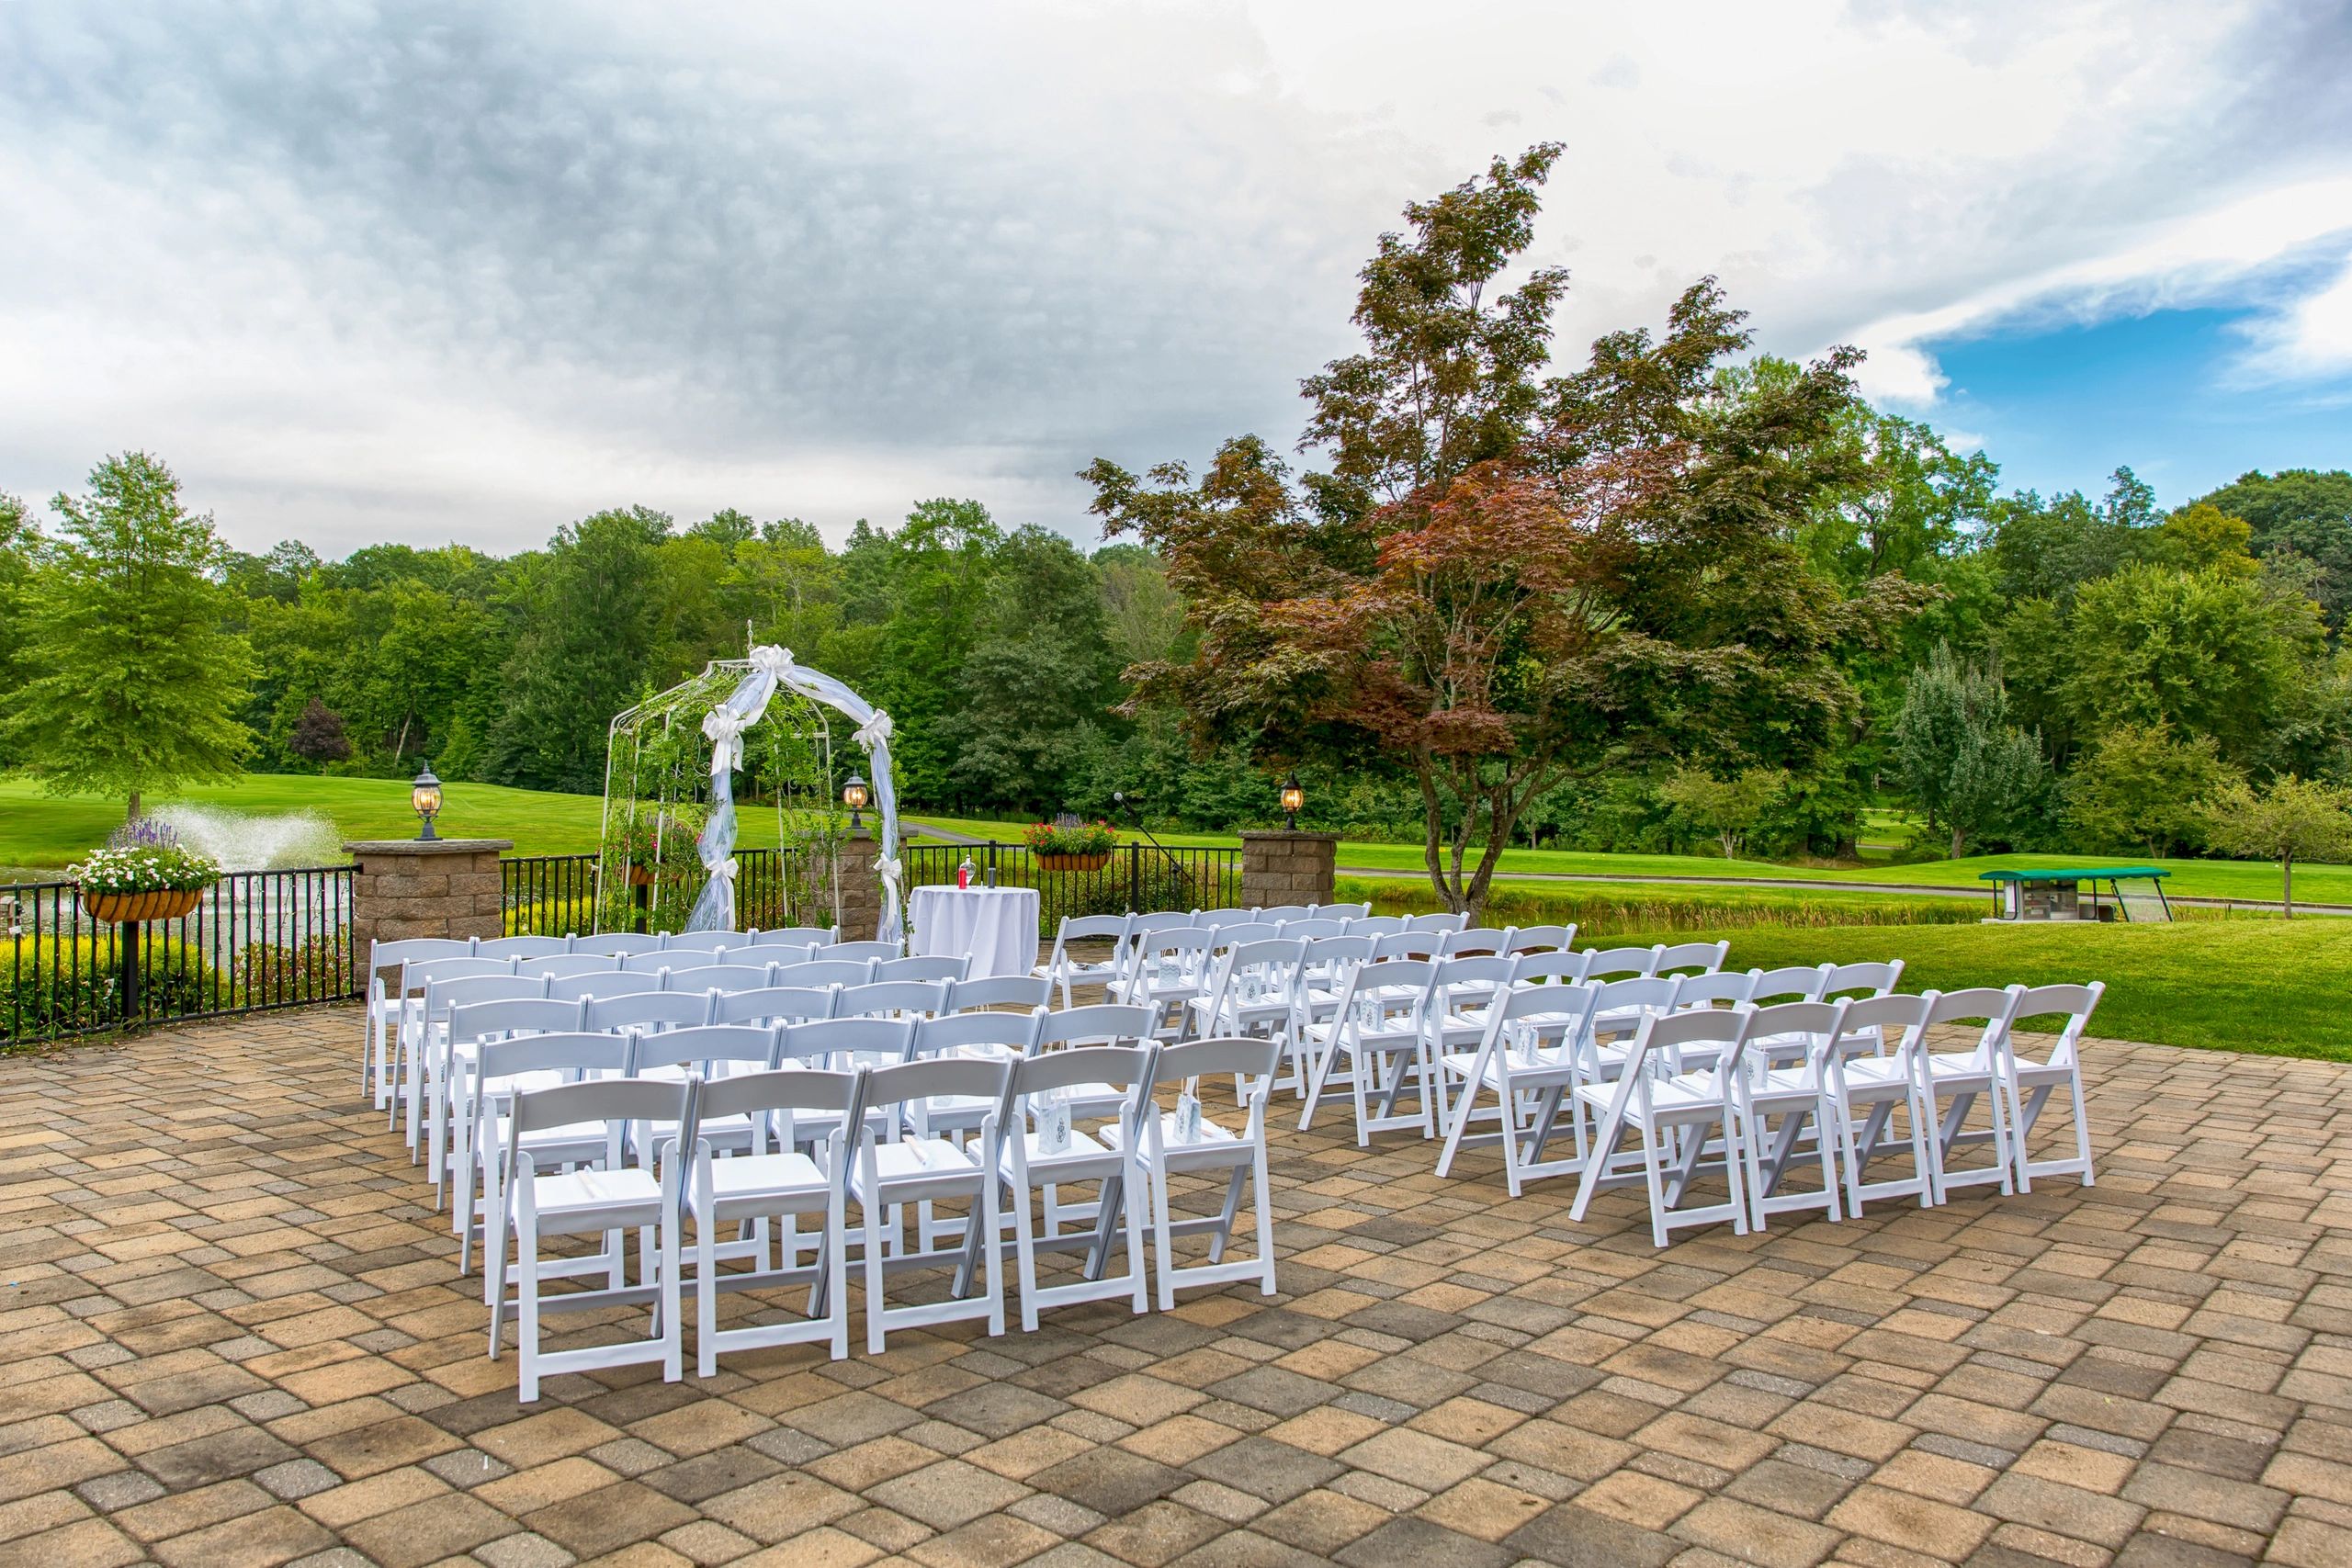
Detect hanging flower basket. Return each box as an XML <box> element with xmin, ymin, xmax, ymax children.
<box><xmin>627</xmin><ymin>865</ymin><xmax>658</xmax><ymax>887</ymax></box>
<box><xmin>81</xmin><ymin>887</ymin><xmax>206</xmax><ymax>925</ymax></box>
<box><xmin>1035</xmin><ymin>851</ymin><xmax>1114</xmax><ymax>872</ymax></box>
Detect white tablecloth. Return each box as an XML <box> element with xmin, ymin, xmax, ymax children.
<box><xmin>909</xmin><ymin>885</ymin><xmax>1040</xmax><ymax>980</ymax></box>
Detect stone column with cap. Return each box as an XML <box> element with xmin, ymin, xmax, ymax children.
<box><xmin>837</xmin><ymin>829</ymin><xmax>884</xmax><ymax>943</ymax></box>
<box><xmin>1240</xmin><ymin>829</ymin><xmax>1339</xmax><ymax>909</ymax></box>
<box><xmin>345</xmin><ymin>839</ymin><xmax>513</xmax><ymax>953</ymax></box>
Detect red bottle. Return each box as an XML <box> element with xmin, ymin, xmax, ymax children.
<box><xmin>956</xmin><ymin>855</ymin><xmax>975</xmax><ymax>889</ymax></box>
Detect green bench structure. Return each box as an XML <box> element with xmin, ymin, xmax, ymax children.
<box><xmin>1978</xmin><ymin>865</ymin><xmax>2172</xmax><ymax>923</ymax></box>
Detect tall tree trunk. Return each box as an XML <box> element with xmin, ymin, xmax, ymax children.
<box><xmin>126</xmin><ymin>790</ymin><xmax>141</xmax><ymax>822</ymax></box>
<box><xmin>2283</xmin><ymin>854</ymin><xmax>2294</xmax><ymax>919</ymax></box>
<box><xmin>1950</xmin><ymin>824</ymin><xmax>1966</xmax><ymax>860</ymax></box>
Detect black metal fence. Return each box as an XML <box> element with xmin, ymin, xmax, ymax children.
<box><xmin>2</xmin><ymin>866</ymin><xmax>359</xmax><ymax>1046</ymax></box>
<box><xmin>903</xmin><ymin>840</ymin><xmax>1241</xmax><ymax>934</ymax></box>
<box><xmin>501</xmin><ymin>840</ymin><xmax>1243</xmax><ymax>940</ymax></box>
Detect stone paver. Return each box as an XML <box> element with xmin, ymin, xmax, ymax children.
<box><xmin>0</xmin><ymin>1006</ymin><xmax>2346</xmax><ymax>1566</ymax></box>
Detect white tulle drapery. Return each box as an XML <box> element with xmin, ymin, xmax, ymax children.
<box><xmin>684</xmin><ymin>646</ymin><xmax>903</xmax><ymax>942</ymax></box>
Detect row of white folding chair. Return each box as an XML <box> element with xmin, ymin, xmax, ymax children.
<box><xmin>483</xmin><ymin>1033</ymin><xmax>1283</xmax><ymax>1397</ymax></box>
<box><xmin>424</xmin><ymin>969</ymin><xmax>1035</xmax><ymax>1200</ymax></box>
<box><xmin>392</xmin><ymin>953</ymin><xmax>974</xmax><ymax>1141</ymax></box>
<box><xmin>1037</xmin><ymin>907</ymin><xmax>1484</xmax><ymax>1010</ymax></box>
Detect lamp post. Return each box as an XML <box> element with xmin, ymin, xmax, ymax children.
<box><xmin>411</xmin><ymin>763</ymin><xmax>444</xmax><ymax>841</ymax></box>
<box><xmin>1280</xmin><ymin>771</ymin><xmax>1304</xmax><ymax>832</ymax></box>
<box><xmin>842</xmin><ymin>773</ymin><xmax>869</xmax><ymax>831</ymax></box>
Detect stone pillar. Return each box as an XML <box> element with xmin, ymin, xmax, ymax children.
<box><xmin>345</xmin><ymin>839</ymin><xmax>512</xmax><ymax>952</ymax></box>
<box><xmin>1240</xmin><ymin>830</ymin><xmax>1339</xmax><ymax>908</ymax></box>
<box><xmin>837</xmin><ymin>829</ymin><xmax>883</xmax><ymax>943</ymax></box>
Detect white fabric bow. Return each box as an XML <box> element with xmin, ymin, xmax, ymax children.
<box><xmin>875</xmin><ymin>855</ymin><xmax>903</xmax><ymax>884</ymax></box>
<box><xmin>703</xmin><ymin>708</ymin><xmax>752</xmax><ymax>775</ymax></box>
<box><xmin>854</xmin><ymin>709</ymin><xmax>894</xmax><ymax>752</ymax></box>
<box><xmin>749</xmin><ymin>644</ymin><xmax>798</xmax><ymax>685</ymax></box>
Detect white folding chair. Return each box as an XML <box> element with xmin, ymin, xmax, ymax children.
<box><xmin>364</xmin><ymin>937</ymin><xmax>470</xmax><ymax>1105</ymax></box>
<box><xmin>1817</xmin><ymin>960</ymin><xmax>1905</xmax><ymax>1000</ymax></box>
<box><xmin>1570</xmin><ymin>1006</ymin><xmax>1755</xmax><ymax>1247</ymax></box>
<box><xmin>990</xmin><ymin>1045</ymin><xmax>1157</xmax><ymax>1330</ymax></box>
<box><xmin>662</xmin><ymin>931</ymin><xmax>743</xmax><ymax>955</ymax></box>
<box><xmin>686</xmin><ymin>1066</ymin><xmax>860</xmax><ymax>1373</ymax></box>
<box><xmin>1288</xmin><ymin>935</ymin><xmax>1376</xmax><ymax>1088</ymax></box>
<box><xmin>2002</xmin><ymin>982</ymin><xmax>2103</xmax><ymax>1191</ymax></box>
<box><xmin>848</xmin><ymin>1056</ymin><xmax>1012</xmax><ymax>1353</ymax></box>
<box><xmin>1184</xmin><ymin>938</ymin><xmax>1306</xmax><ymax>1047</ymax></box>
<box><xmin>390</xmin><ymin>954</ymin><xmax>514</xmax><ymax>1134</ymax></box>
<box><xmin>1419</xmin><ymin>954</ymin><xmax>1518</xmax><ymax>1093</ymax></box>
<box><xmin>571</xmin><ymin>932</ymin><xmax>665</xmax><ymax>958</ymax></box>
<box><xmin>946</xmin><ymin>975</ymin><xmax>1055</xmax><ymax>1014</ymax></box>
<box><xmin>748</xmin><ymin>925</ymin><xmax>839</xmax><ymax>949</ymax></box>
<box><xmin>519</xmin><ymin>953</ymin><xmax>622</xmax><ymax>981</ymax></box>
<box><xmin>659</xmin><ymin>962</ymin><xmax>777</xmax><ymax>994</ymax></box>
<box><xmin>769</xmin><ymin>958</ymin><xmax>880</xmax><ymax>989</ymax></box>
<box><xmin>1191</xmin><ymin>907</ymin><xmax>1252</xmax><ymax>930</ymax></box>
<box><xmin>1733</xmin><ymin>999</ymin><xmax>1850</xmax><ymax>1230</ymax></box>
<box><xmin>1435</xmin><ymin>979</ymin><xmax>1600</xmax><ymax>1195</ymax></box>
<box><xmin>1272</xmin><ymin>918</ymin><xmax>1348</xmax><ymax>942</ymax></box>
<box><xmin>1506</xmin><ymin>923</ymin><xmax>1577</xmax><ymax>954</ymax></box>
<box><xmin>1119</xmin><ymin>929</ymin><xmax>1215</xmax><ymax>1041</ymax></box>
<box><xmin>584</xmin><ymin>989</ymin><xmax>716</xmax><ymax>1038</ymax></box>
<box><xmin>444</xmin><ymin>998</ymin><xmax>589</xmax><ymax>1235</ymax></box>
<box><xmin>415</xmin><ymin>971</ymin><xmax>543</xmax><ymax>1168</ymax></box>
<box><xmin>1034</xmin><ymin>914</ymin><xmax>1135</xmax><ymax>1010</ymax></box>
<box><xmin>1371</xmin><ymin>930</ymin><xmax>1442</xmax><ymax>960</ymax></box>
<box><xmin>1581</xmin><ymin>945</ymin><xmax>1660</xmax><ymax>982</ymax></box>
<box><xmin>1440</xmin><ymin>927</ymin><xmax>1516</xmax><ymax>957</ymax></box>
<box><xmin>876</xmin><ymin>954</ymin><xmax>971</xmax><ymax>985</ymax></box>
<box><xmin>549</xmin><ymin>969</ymin><xmax>662</xmax><ymax>1006</ymax></box>
<box><xmin>833</xmin><ymin>978</ymin><xmax>952</xmax><ymax>1023</ymax></box>
<box><xmin>487</xmin><ymin>1074</ymin><xmax>693</xmax><ymax>1402</ymax></box>
<box><xmin>460</xmin><ymin>1030</ymin><xmax>631</xmax><ymax>1280</ymax></box>
<box><xmin>476</xmin><ymin>936</ymin><xmax>571</xmax><ymax>962</ymax></box>
<box><xmin>1104</xmin><ymin>1035</ymin><xmax>1283</xmax><ymax>1310</ymax></box>
<box><xmin>1408</xmin><ymin>911</ymin><xmax>1469</xmax><ymax>933</ymax></box>
<box><xmin>1916</xmin><ymin>987</ymin><xmax>2028</xmax><ymax>1202</ymax></box>
<box><xmin>1255</xmin><ymin>905</ymin><xmax>1312</xmax><ymax>925</ymax></box>
<box><xmin>1346</xmin><ymin>914</ymin><xmax>1407</xmax><ymax>936</ymax></box>
<box><xmin>1310</xmin><ymin>902</ymin><xmax>1369</xmax><ymax>921</ymax></box>
<box><xmin>1297</xmin><ymin>956</ymin><xmax>1437</xmax><ymax>1142</ymax></box>
<box><xmin>1822</xmin><ymin>992</ymin><xmax>1938</xmax><ymax>1215</ymax></box>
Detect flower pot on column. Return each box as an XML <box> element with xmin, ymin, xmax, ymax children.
<box><xmin>1024</xmin><ymin>819</ymin><xmax>1117</xmax><ymax>872</ymax></box>
<box><xmin>81</xmin><ymin>887</ymin><xmax>205</xmax><ymax>924</ymax></box>
<box><xmin>1035</xmin><ymin>852</ymin><xmax>1113</xmax><ymax>872</ymax></box>
<box><xmin>71</xmin><ymin>824</ymin><xmax>220</xmax><ymax>926</ymax></box>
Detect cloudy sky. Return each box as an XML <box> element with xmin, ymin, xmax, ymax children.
<box><xmin>5</xmin><ymin>0</ymin><xmax>2350</xmax><ymax>557</ymax></box>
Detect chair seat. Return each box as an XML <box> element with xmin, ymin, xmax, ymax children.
<box><xmin>1575</xmin><ymin>1073</ymin><xmax>1723</xmax><ymax>1126</ymax></box>
<box><xmin>1440</xmin><ymin>1048</ymin><xmax>1572</xmax><ymax>1086</ymax></box>
<box><xmin>1102</xmin><ymin>1113</ymin><xmax>1241</xmax><ymax>1155</ymax></box>
<box><xmin>1925</xmin><ymin>1052</ymin><xmax>1996</xmax><ymax>1082</ymax></box>
<box><xmin>1838</xmin><ymin>1057</ymin><xmax>1914</xmax><ymax>1092</ymax></box>
<box><xmin>1001</xmin><ymin>1127</ymin><xmax>1115</xmax><ymax>1173</ymax></box>
<box><xmin>1746</xmin><ymin>1066</ymin><xmax>1830</xmax><ymax>1102</ymax></box>
<box><xmin>851</xmin><ymin>1137</ymin><xmax>981</xmax><ymax>1194</ymax></box>
<box><xmin>695</xmin><ymin>1150</ymin><xmax>827</xmax><ymax>1207</ymax></box>
<box><xmin>526</xmin><ymin>1166</ymin><xmax>662</xmax><ymax>1221</ymax></box>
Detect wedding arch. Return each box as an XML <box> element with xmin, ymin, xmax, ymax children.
<box><xmin>597</xmin><ymin>645</ymin><xmax>904</xmax><ymax>942</ymax></box>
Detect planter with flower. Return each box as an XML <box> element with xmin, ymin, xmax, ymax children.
<box><xmin>616</xmin><ymin>803</ymin><xmax>709</xmax><ymax>886</ymax></box>
<box><xmin>73</xmin><ymin>820</ymin><xmax>221</xmax><ymax>925</ymax></box>
<box><xmin>1025</xmin><ymin>818</ymin><xmax>1117</xmax><ymax>872</ymax></box>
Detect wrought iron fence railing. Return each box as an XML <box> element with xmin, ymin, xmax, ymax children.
<box><xmin>902</xmin><ymin>841</ymin><xmax>1241</xmax><ymax>935</ymax></box>
<box><xmin>2</xmin><ymin>865</ymin><xmax>359</xmax><ymax>1046</ymax></box>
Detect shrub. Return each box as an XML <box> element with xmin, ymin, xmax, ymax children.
<box><xmin>2</xmin><ymin>931</ymin><xmax>226</xmax><ymax>1043</ymax></box>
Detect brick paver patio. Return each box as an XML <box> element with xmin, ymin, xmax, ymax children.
<box><xmin>1</xmin><ymin>1008</ymin><xmax>2346</xmax><ymax>1568</ymax></box>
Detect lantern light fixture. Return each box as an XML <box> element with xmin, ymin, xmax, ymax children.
<box><xmin>1279</xmin><ymin>771</ymin><xmax>1305</xmax><ymax>831</ymax></box>
<box><xmin>842</xmin><ymin>773</ymin><xmax>869</xmax><ymax>830</ymax></box>
<box><xmin>411</xmin><ymin>763</ymin><xmax>444</xmax><ymax>841</ymax></box>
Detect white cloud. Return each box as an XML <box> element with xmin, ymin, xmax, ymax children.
<box><xmin>0</xmin><ymin>0</ymin><xmax>2346</xmax><ymax>553</ymax></box>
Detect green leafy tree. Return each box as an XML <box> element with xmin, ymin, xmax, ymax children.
<box><xmin>2202</xmin><ymin>774</ymin><xmax>2352</xmax><ymax>917</ymax></box>
<box><xmin>1658</xmin><ymin>766</ymin><xmax>1788</xmax><ymax>859</ymax></box>
<box><xmin>2061</xmin><ymin>724</ymin><xmax>2237</xmax><ymax>858</ymax></box>
<box><xmin>5</xmin><ymin>452</ymin><xmax>254</xmax><ymax>818</ymax></box>
<box><xmin>0</xmin><ymin>491</ymin><xmax>35</xmax><ymax>701</ymax></box>
<box><xmin>2152</xmin><ymin>502</ymin><xmax>2257</xmax><ymax>578</ymax></box>
<box><xmin>2192</xmin><ymin>468</ymin><xmax>2352</xmax><ymax>625</ymax></box>
<box><xmin>1985</xmin><ymin>469</ymin><xmax>2157</xmax><ymax>604</ymax></box>
<box><xmin>1893</xmin><ymin>644</ymin><xmax>2048</xmax><ymax>858</ymax></box>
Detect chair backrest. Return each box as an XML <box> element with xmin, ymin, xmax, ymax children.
<box><xmin>1505</xmin><ymin>923</ymin><xmax>1577</xmax><ymax>953</ymax></box>
<box><xmin>1739</xmin><ymin>999</ymin><xmax>1849</xmax><ymax>1072</ymax></box>
<box><xmin>403</xmin><ymin>955</ymin><xmax>513</xmax><ymax>992</ymax></box>
<box><xmin>860</xmin><ymin>1055</ymin><xmax>1012</xmax><ymax>1119</ymax></box>
<box><xmin>710</xmin><ymin>985</ymin><xmax>840</xmax><ymax>1027</ymax></box>
<box><xmin>1192</xmin><ymin>908</ymin><xmax>1250</xmax><ymax>930</ymax></box>
<box><xmin>449</xmin><ymin>997</ymin><xmax>583</xmax><ymax>1046</ymax></box>
<box><xmin>1255</xmin><ymin>905</ymin><xmax>1312</xmax><ymax>924</ymax></box>
<box><xmin>1483</xmin><ymin>980</ymin><xmax>1600</xmax><ymax>1059</ymax></box>
<box><xmin>1035</xmin><ymin>1002</ymin><xmax>1153</xmax><ymax>1050</ymax></box>
<box><xmin>1048</xmin><ymin>913</ymin><xmax>1133</xmax><ymax>971</ymax></box>
<box><xmin>1311</xmin><ymin>902</ymin><xmax>1370</xmax><ymax>921</ymax></box>
<box><xmin>832</xmin><ymin>979</ymin><xmax>952</xmax><ymax>1021</ymax></box>
<box><xmin>1432</xmin><ymin>954</ymin><xmax>1514</xmax><ymax>992</ymax></box>
<box><xmin>770</xmin><ymin>958</ymin><xmax>878</xmax><ymax>988</ymax></box>
<box><xmin>1275</xmin><ymin>918</ymin><xmax>1348</xmax><ymax>942</ymax></box>
<box><xmin>1335</xmin><ymin>958</ymin><xmax>1436</xmax><ymax>1028</ymax></box>
<box><xmin>660</xmin><ymin>963</ymin><xmax>775</xmax><ymax>994</ymax></box>
<box><xmin>477</xmin><ymin>1030</ymin><xmax>631</xmax><ymax>1086</ymax></box>
<box><xmin>819</xmin><ymin>940</ymin><xmax>899</xmax><ymax>963</ymax></box>
<box><xmin>1512</xmin><ymin>949</ymin><xmax>1590</xmax><ymax>986</ymax></box>
<box><xmin>1441</xmin><ymin>927</ymin><xmax>1515</xmax><ymax>957</ymax></box>
<box><xmin>661</xmin><ymin>930</ymin><xmax>742</xmax><ymax>953</ymax></box>
<box><xmin>548</xmin><ymin>969</ymin><xmax>665</xmax><ymax>1004</ymax></box>
<box><xmin>1748</xmin><ymin>965</ymin><xmax>1827</xmax><ymax>1006</ymax></box>
<box><xmin>945</xmin><ymin>975</ymin><xmax>1054</xmax><ymax>1013</ymax></box>
<box><xmin>1582</xmin><ymin>945</ymin><xmax>1660</xmax><ymax>980</ymax></box>
<box><xmin>1371</xmin><ymin>931</ymin><xmax>1442</xmax><ymax>960</ymax></box>
<box><xmin>1130</xmin><ymin>911</ymin><xmax>1201</xmax><ymax>939</ymax></box>
<box><xmin>373</xmin><ymin>937</ymin><xmax>473</xmax><ymax>975</ymax></box>
<box><xmin>424</xmin><ymin>974</ymin><xmax>545</xmax><ymax>1019</ymax></box>
<box><xmin>1345</xmin><ymin>914</ymin><xmax>1407</xmax><ymax>936</ymax></box>
<box><xmin>1011</xmin><ymin>1045</ymin><xmax>1155</xmax><ymax>1126</ymax></box>
<box><xmin>1673</xmin><ymin>970</ymin><xmax>1756</xmax><ymax>1010</ymax></box>
<box><xmin>571</xmin><ymin>932</ymin><xmax>665</xmax><ymax>957</ymax></box>
<box><xmin>876</xmin><ymin>954</ymin><xmax>971</xmax><ymax>985</ymax></box>
<box><xmin>1624</xmin><ymin>1004</ymin><xmax>1750</xmax><ymax>1075</ymax></box>
<box><xmin>584</xmin><ymin>990</ymin><xmax>714</xmax><ymax>1034</ymax></box>
<box><xmin>1302</xmin><ymin>934</ymin><xmax>1376</xmax><ymax>970</ymax></box>
<box><xmin>509</xmin><ymin>1075</ymin><xmax>691</xmax><ymax>1145</ymax></box>
<box><xmin>1587</xmin><ymin>976</ymin><xmax>1682</xmax><ymax>1039</ymax></box>
<box><xmin>783</xmin><ymin>1016</ymin><xmax>919</xmax><ymax>1067</ymax></box>
<box><xmin>629</xmin><ymin>1023</ymin><xmax>780</xmax><ymax>1077</ymax></box>
<box><xmin>1922</xmin><ymin>986</ymin><xmax>2027</xmax><ymax>1068</ymax></box>
<box><xmin>911</xmin><ymin>1009</ymin><xmax>1043</xmax><ymax>1062</ymax></box>
<box><xmin>1210</xmin><ymin>921</ymin><xmax>1282</xmax><ymax>949</ymax></box>
<box><xmin>1152</xmin><ymin>1034</ymin><xmax>1283</xmax><ymax>1095</ymax></box>
<box><xmin>1828</xmin><ymin>991</ymin><xmax>1933</xmax><ymax>1059</ymax></box>
<box><xmin>694</xmin><ymin>1066</ymin><xmax>859</xmax><ymax>1129</ymax></box>
<box><xmin>1818</xmin><ymin>960</ymin><xmax>1904</xmax><ymax>999</ymax></box>
<box><xmin>474</xmin><ymin>935</ymin><xmax>569</xmax><ymax>961</ymax></box>
<box><xmin>515</xmin><ymin>953</ymin><xmax>619</xmax><ymax>980</ymax></box>
<box><xmin>1408</xmin><ymin>911</ymin><xmax>1470</xmax><ymax>933</ymax></box>
<box><xmin>2006</xmin><ymin>981</ymin><xmax>2103</xmax><ymax>1065</ymax></box>
<box><xmin>1131</xmin><ymin>930</ymin><xmax>1212</xmax><ymax>965</ymax></box>
<box><xmin>1654</xmin><ymin>940</ymin><xmax>1730</xmax><ymax>976</ymax></box>
<box><xmin>747</xmin><ymin>925</ymin><xmax>838</xmax><ymax>949</ymax></box>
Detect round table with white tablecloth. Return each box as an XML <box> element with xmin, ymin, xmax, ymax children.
<box><xmin>908</xmin><ymin>884</ymin><xmax>1041</xmax><ymax>979</ymax></box>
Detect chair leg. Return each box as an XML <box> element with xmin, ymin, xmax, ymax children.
<box><xmin>659</xmin><ymin>1213</ymin><xmax>682</xmax><ymax>1383</ymax></box>
<box><xmin>1251</xmin><ymin>1142</ymin><xmax>1277</xmax><ymax>1297</ymax></box>
<box><xmin>1637</xmin><ymin>1121</ymin><xmax>1670</xmax><ymax>1248</ymax></box>
<box><xmin>826</xmin><ymin>1184</ymin><xmax>850</xmax><ymax>1360</ymax></box>
<box><xmin>863</xmin><ymin>1191</ymin><xmax>888</xmax><ymax>1357</ymax></box>
<box><xmin>981</xmin><ymin>1172</ymin><xmax>1006</xmax><ymax>1337</ymax></box>
<box><xmin>515</xmin><ymin>1219</ymin><xmax>541</xmax><ymax>1403</ymax></box>
<box><xmin>1012</xmin><ymin>1178</ymin><xmax>1041</xmax><ymax>1334</ymax></box>
<box><xmin>1151</xmin><ymin>1157</ymin><xmax>1176</xmax><ymax>1313</ymax></box>
<box><xmin>1122</xmin><ymin>1168</ymin><xmax>1149</xmax><ymax>1314</ymax></box>
<box><xmin>695</xmin><ymin>1208</ymin><xmax>719</xmax><ymax>1380</ymax></box>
